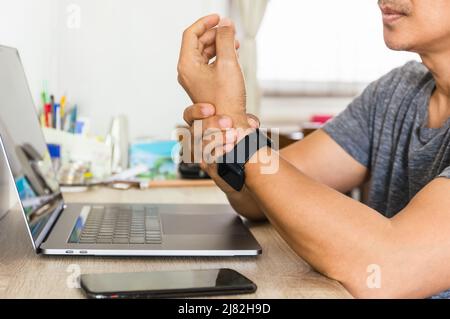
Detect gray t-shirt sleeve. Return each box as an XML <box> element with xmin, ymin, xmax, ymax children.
<box><xmin>322</xmin><ymin>81</ymin><xmax>378</xmax><ymax>168</ymax></box>
<box><xmin>438</xmin><ymin>166</ymin><xmax>450</xmax><ymax>179</ymax></box>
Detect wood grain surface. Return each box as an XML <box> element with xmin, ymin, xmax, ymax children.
<box><xmin>0</xmin><ymin>186</ymin><xmax>352</xmax><ymax>299</ymax></box>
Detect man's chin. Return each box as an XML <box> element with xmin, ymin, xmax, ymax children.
<box><xmin>383</xmin><ymin>37</ymin><xmax>414</xmax><ymax>52</ymax></box>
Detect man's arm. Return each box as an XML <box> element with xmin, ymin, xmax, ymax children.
<box><xmin>182</xmin><ymin>102</ymin><xmax>370</xmax><ymax>221</ymax></box>
<box><xmin>280</xmin><ymin>129</ymin><xmax>369</xmax><ymax>193</ymax></box>
<box><xmin>226</xmin><ymin>129</ymin><xmax>369</xmax><ymax>220</ymax></box>
<box><xmin>177</xmin><ymin>15</ymin><xmax>369</xmax><ymax>221</ymax></box>
<box><xmin>245</xmin><ymin>146</ymin><xmax>450</xmax><ymax>298</ymax></box>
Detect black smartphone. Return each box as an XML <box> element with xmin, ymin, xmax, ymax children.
<box><xmin>80</xmin><ymin>268</ymin><xmax>257</xmax><ymax>299</ymax></box>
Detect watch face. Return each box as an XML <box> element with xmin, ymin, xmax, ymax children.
<box><xmin>217</xmin><ymin>163</ymin><xmax>245</xmax><ymax>192</ymax></box>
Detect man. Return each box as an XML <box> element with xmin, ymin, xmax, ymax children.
<box><xmin>177</xmin><ymin>0</ymin><xmax>450</xmax><ymax>298</ymax></box>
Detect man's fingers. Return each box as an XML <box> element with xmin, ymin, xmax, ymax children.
<box><xmin>202</xmin><ymin>40</ymin><xmax>240</xmax><ymax>61</ymax></box>
<box><xmin>216</xmin><ymin>18</ymin><xmax>238</xmax><ymax>63</ymax></box>
<box><xmin>206</xmin><ymin>143</ymin><xmax>234</xmax><ymax>160</ymax></box>
<box><xmin>235</xmin><ymin>39</ymin><xmax>240</xmax><ymax>50</ymax></box>
<box><xmin>190</xmin><ymin>117</ymin><xmax>235</xmax><ymax>151</ymax></box>
<box><xmin>246</xmin><ymin>113</ymin><xmax>260</xmax><ymax>128</ymax></box>
<box><xmin>199</xmin><ymin>27</ymin><xmax>239</xmax><ymax>52</ymax></box>
<box><xmin>198</xmin><ymin>28</ymin><xmax>217</xmax><ymax>52</ymax></box>
<box><xmin>202</xmin><ymin>46</ymin><xmax>216</xmax><ymax>62</ymax></box>
<box><xmin>190</xmin><ymin>115</ymin><xmax>233</xmax><ymax>146</ymax></box>
<box><xmin>181</xmin><ymin>14</ymin><xmax>220</xmax><ymax>57</ymax></box>
<box><xmin>202</xmin><ymin>136</ymin><xmax>235</xmax><ymax>164</ymax></box>
<box><xmin>197</xmin><ymin>116</ymin><xmax>233</xmax><ymax>137</ymax></box>
<box><xmin>183</xmin><ymin>103</ymin><xmax>215</xmax><ymax>125</ymax></box>
<box><xmin>203</xmin><ymin>128</ymin><xmax>236</xmax><ymax>144</ymax></box>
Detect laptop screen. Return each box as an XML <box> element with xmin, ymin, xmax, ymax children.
<box><xmin>0</xmin><ymin>46</ymin><xmax>63</xmax><ymax>248</ymax></box>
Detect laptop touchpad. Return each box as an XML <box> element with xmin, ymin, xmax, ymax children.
<box><xmin>161</xmin><ymin>214</ymin><xmax>247</xmax><ymax>235</ymax></box>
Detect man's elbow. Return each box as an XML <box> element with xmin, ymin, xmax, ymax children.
<box><xmin>345</xmin><ymin>284</ymin><xmax>399</xmax><ymax>299</ymax></box>
<box><xmin>335</xmin><ymin>265</ymin><xmax>421</xmax><ymax>299</ymax></box>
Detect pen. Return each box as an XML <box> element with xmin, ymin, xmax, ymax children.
<box><xmin>44</xmin><ymin>103</ymin><xmax>52</xmax><ymax>127</ymax></box>
<box><xmin>41</xmin><ymin>91</ymin><xmax>48</xmax><ymax>108</ymax></box>
<box><xmin>40</xmin><ymin>112</ymin><xmax>46</xmax><ymax>127</ymax></box>
<box><xmin>70</xmin><ymin>105</ymin><xmax>78</xmax><ymax>133</ymax></box>
<box><xmin>55</xmin><ymin>104</ymin><xmax>61</xmax><ymax>130</ymax></box>
<box><xmin>60</xmin><ymin>95</ymin><xmax>66</xmax><ymax>118</ymax></box>
<box><xmin>50</xmin><ymin>95</ymin><xmax>55</xmax><ymax>128</ymax></box>
<box><xmin>41</xmin><ymin>81</ymin><xmax>48</xmax><ymax>107</ymax></box>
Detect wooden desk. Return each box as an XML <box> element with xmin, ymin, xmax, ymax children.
<box><xmin>0</xmin><ymin>186</ymin><xmax>352</xmax><ymax>298</ymax></box>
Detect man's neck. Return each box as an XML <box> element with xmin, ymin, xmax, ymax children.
<box><xmin>420</xmin><ymin>50</ymin><xmax>450</xmax><ymax>128</ymax></box>
<box><xmin>421</xmin><ymin>50</ymin><xmax>450</xmax><ymax>97</ymax></box>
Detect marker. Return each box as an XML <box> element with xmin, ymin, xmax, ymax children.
<box><xmin>63</xmin><ymin>107</ymin><xmax>71</xmax><ymax>132</ymax></box>
<box><xmin>39</xmin><ymin>112</ymin><xmax>46</xmax><ymax>127</ymax></box>
<box><xmin>41</xmin><ymin>91</ymin><xmax>48</xmax><ymax>107</ymax></box>
<box><xmin>55</xmin><ymin>104</ymin><xmax>61</xmax><ymax>130</ymax></box>
<box><xmin>70</xmin><ymin>105</ymin><xmax>78</xmax><ymax>133</ymax></box>
<box><xmin>44</xmin><ymin>103</ymin><xmax>52</xmax><ymax>127</ymax></box>
<box><xmin>41</xmin><ymin>80</ymin><xmax>48</xmax><ymax>106</ymax></box>
<box><xmin>60</xmin><ymin>95</ymin><xmax>66</xmax><ymax>118</ymax></box>
<box><xmin>50</xmin><ymin>95</ymin><xmax>56</xmax><ymax>128</ymax></box>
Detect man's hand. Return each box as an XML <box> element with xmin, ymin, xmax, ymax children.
<box><xmin>182</xmin><ymin>102</ymin><xmax>259</xmax><ymax>194</ymax></box>
<box><xmin>178</xmin><ymin>14</ymin><xmax>250</xmax><ymax>128</ymax></box>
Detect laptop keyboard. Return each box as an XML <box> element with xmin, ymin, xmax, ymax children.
<box><xmin>72</xmin><ymin>205</ymin><xmax>162</xmax><ymax>244</ymax></box>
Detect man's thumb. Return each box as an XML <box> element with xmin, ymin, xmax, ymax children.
<box><xmin>216</xmin><ymin>18</ymin><xmax>237</xmax><ymax>62</ymax></box>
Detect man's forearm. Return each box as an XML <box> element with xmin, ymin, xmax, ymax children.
<box><xmin>226</xmin><ymin>187</ymin><xmax>266</xmax><ymax>221</ymax></box>
<box><xmin>244</xmin><ymin>147</ymin><xmax>393</xmax><ymax>296</ymax></box>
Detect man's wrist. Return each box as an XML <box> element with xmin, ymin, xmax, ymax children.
<box><xmin>217</xmin><ymin>128</ymin><xmax>274</xmax><ymax>192</ymax></box>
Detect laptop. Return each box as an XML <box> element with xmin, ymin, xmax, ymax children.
<box><xmin>0</xmin><ymin>45</ymin><xmax>261</xmax><ymax>256</ymax></box>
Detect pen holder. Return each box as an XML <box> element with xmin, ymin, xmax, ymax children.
<box><xmin>42</xmin><ymin>128</ymin><xmax>113</xmax><ymax>180</ymax></box>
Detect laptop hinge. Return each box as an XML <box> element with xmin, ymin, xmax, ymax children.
<box><xmin>35</xmin><ymin>201</ymin><xmax>66</xmax><ymax>251</ymax></box>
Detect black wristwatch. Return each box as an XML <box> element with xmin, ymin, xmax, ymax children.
<box><xmin>217</xmin><ymin>129</ymin><xmax>272</xmax><ymax>191</ymax></box>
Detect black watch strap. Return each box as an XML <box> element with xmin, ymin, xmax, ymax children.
<box><xmin>217</xmin><ymin>129</ymin><xmax>272</xmax><ymax>191</ymax></box>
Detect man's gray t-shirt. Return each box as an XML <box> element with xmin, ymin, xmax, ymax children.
<box><xmin>323</xmin><ymin>61</ymin><xmax>450</xmax><ymax>298</ymax></box>
<box><xmin>323</xmin><ymin>61</ymin><xmax>450</xmax><ymax>217</ymax></box>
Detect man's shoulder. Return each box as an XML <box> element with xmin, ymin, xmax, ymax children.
<box><xmin>375</xmin><ymin>60</ymin><xmax>430</xmax><ymax>91</ymax></box>
<box><xmin>349</xmin><ymin>60</ymin><xmax>432</xmax><ymax>120</ymax></box>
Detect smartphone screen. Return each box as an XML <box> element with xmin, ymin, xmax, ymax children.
<box><xmin>80</xmin><ymin>268</ymin><xmax>256</xmax><ymax>299</ymax></box>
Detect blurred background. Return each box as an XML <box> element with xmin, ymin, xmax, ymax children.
<box><xmin>0</xmin><ymin>0</ymin><xmax>418</xmax><ymax>138</ymax></box>
<box><xmin>0</xmin><ymin>0</ymin><xmax>419</xmax><ymax>210</ymax></box>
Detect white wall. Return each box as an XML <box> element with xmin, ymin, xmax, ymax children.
<box><xmin>0</xmin><ymin>0</ymin><xmax>228</xmax><ymax>209</ymax></box>
<box><xmin>0</xmin><ymin>0</ymin><xmax>229</xmax><ymax>140</ymax></box>
<box><xmin>0</xmin><ymin>0</ymin><xmax>60</xmax><ymax>210</ymax></box>
<box><xmin>55</xmin><ymin>0</ymin><xmax>228</xmax><ymax>140</ymax></box>
<box><xmin>0</xmin><ymin>0</ymin><xmax>60</xmax><ymax>106</ymax></box>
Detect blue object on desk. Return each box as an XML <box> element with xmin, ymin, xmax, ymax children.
<box><xmin>47</xmin><ymin>144</ymin><xmax>61</xmax><ymax>159</ymax></box>
<box><xmin>129</xmin><ymin>140</ymin><xmax>178</xmax><ymax>178</ymax></box>
<box><xmin>75</xmin><ymin>121</ymin><xmax>84</xmax><ymax>134</ymax></box>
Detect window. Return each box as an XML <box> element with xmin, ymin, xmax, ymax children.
<box><xmin>257</xmin><ymin>0</ymin><xmax>419</xmax><ymax>94</ymax></box>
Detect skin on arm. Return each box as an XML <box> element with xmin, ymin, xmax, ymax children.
<box><xmin>177</xmin><ymin>0</ymin><xmax>450</xmax><ymax>296</ymax></box>
<box><xmin>182</xmin><ymin>102</ymin><xmax>266</xmax><ymax>220</ymax></box>
<box><xmin>177</xmin><ymin>15</ymin><xmax>369</xmax><ymax>221</ymax></box>
<box><xmin>227</xmin><ymin>129</ymin><xmax>369</xmax><ymax>220</ymax></box>
<box><xmin>280</xmin><ymin>129</ymin><xmax>369</xmax><ymax>193</ymax></box>
<box><xmin>185</xmin><ymin>102</ymin><xmax>450</xmax><ymax>297</ymax></box>
<box><xmin>183</xmin><ymin>101</ymin><xmax>369</xmax><ymax>221</ymax></box>
<box><xmin>245</xmin><ymin>147</ymin><xmax>450</xmax><ymax>298</ymax></box>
